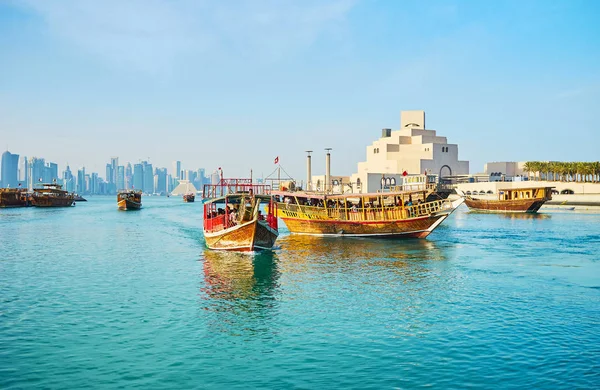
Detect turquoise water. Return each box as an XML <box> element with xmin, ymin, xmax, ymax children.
<box><xmin>1</xmin><ymin>196</ymin><xmax>599</xmax><ymax>389</ymax></box>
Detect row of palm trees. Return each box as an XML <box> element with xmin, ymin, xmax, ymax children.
<box><xmin>522</xmin><ymin>161</ymin><xmax>600</xmax><ymax>183</ymax></box>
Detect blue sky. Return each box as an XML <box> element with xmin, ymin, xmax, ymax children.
<box><xmin>1</xmin><ymin>0</ymin><xmax>598</xmax><ymax>179</ymax></box>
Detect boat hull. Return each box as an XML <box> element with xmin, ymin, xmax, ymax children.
<box><xmin>464</xmin><ymin>198</ymin><xmax>547</xmax><ymax>213</ymax></box>
<box><xmin>31</xmin><ymin>196</ymin><xmax>74</xmax><ymax>207</ymax></box>
<box><xmin>277</xmin><ymin>197</ymin><xmax>463</xmax><ymax>238</ymax></box>
<box><xmin>204</xmin><ymin>220</ymin><xmax>278</xmax><ymax>251</ymax></box>
<box><xmin>0</xmin><ymin>189</ymin><xmax>29</xmax><ymax>208</ymax></box>
<box><xmin>280</xmin><ymin>214</ymin><xmax>448</xmax><ymax>238</ymax></box>
<box><xmin>117</xmin><ymin>199</ymin><xmax>142</xmax><ymax>210</ymax></box>
<box><xmin>183</xmin><ymin>195</ymin><xmax>195</xmax><ymax>202</ymax></box>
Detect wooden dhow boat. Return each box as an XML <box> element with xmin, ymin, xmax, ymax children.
<box><xmin>31</xmin><ymin>183</ymin><xmax>75</xmax><ymax>207</ymax></box>
<box><xmin>183</xmin><ymin>193</ymin><xmax>195</xmax><ymax>203</ymax></box>
<box><xmin>272</xmin><ymin>187</ymin><xmax>463</xmax><ymax>238</ymax></box>
<box><xmin>117</xmin><ymin>190</ymin><xmax>142</xmax><ymax>210</ymax></box>
<box><xmin>203</xmin><ymin>177</ymin><xmax>279</xmax><ymax>251</ymax></box>
<box><xmin>460</xmin><ymin>186</ymin><xmax>553</xmax><ymax>213</ymax></box>
<box><xmin>0</xmin><ymin>186</ymin><xmax>30</xmax><ymax>208</ymax></box>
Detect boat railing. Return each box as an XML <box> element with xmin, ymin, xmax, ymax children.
<box><xmin>204</xmin><ymin>214</ymin><xmax>227</xmax><ymax>232</ymax></box>
<box><xmin>279</xmin><ymin>199</ymin><xmax>449</xmax><ymax>221</ymax></box>
<box><xmin>381</xmin><ymin>183</ymin><xmax>437</xmax><ymax>193</ymax></box>
<box><xmin>203</xmin><ymin>181</ymin><xmax>272</xmax><ymax>199</ymax></box>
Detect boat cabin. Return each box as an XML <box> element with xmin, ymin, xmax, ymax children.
<box><xmin>496</xmin><ymin>187</ymin><xmax>554</xmax><ymax>201</ymax></box>
<box><xmin>274</xmin><ymin>188</ymin><xmax>449</xmax><ymax>222</ymax></box>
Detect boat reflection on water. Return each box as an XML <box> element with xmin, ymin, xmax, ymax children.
<box><xmin>202</xmin><ymin>250</ymin><xmax>280</xmax><ymax>303</ymax></box>
<box><xmin>201</xmin><ymin>250</ymin><xmax>281</xmax><ymax>337</ymax></box>
<box><xmin>467</xmin><ymin>210</ymin><xmax>552</xmax><ymax>220</ymax></box>
<box><xmin>275</xmin><ymin>234</ymin><xmax>450</xmax><ymax>283</ymax></box>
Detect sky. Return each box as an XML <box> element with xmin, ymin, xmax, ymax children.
<box><xmin>0</xmin><ymin>0</ymin><xmax>599</xmax><ymax>180</ymax></box>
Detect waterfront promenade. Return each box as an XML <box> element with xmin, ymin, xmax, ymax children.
<box><xmin>1</xmin><ymin>196</ymin><xmax>598</xmax><ymax>388</ymax></box>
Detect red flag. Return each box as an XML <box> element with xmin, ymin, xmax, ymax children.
<box><xmin>402</xmin><ymin>171</ymin><xmax>408</xmax><ymax>176</ymax></box>
<box><xmin>274</xmin><ymin>156</ymin><xmax>279</xmax><ymax>164</ymax></box>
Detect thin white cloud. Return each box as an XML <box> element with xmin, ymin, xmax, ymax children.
<box><xmin>17</xmin><ymin>0</ymin><xmax>357</xmax><ymax>73</ymax></box>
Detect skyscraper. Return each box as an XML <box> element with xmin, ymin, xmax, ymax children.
<box><xmin>29</xmin><ymin>157</ymin><xmax>45</xmax><ymax>189</ymax></box>
<box><xmin>44</xmin><ymin>162</ymin><xmax>58</xmax><ymax>183</ymax></box>
<box><xmin>173</xmin><ymin>161</ymin><xmax>181</xmax><ymax>180</ymax></box>
<box><xmin>63</xmin><ymin>165</ymin><xmax>75</xmax><ymax>192</ymax></box>
<box><xmin>133</xmin><ymin>164</ymin><xmax>143</xmax><ymax>190</ymax></box>
<box><xmin>117</xmin><ymin>166</ymin><xmax>125</xmax><ymax>190</ymax></box>
<box><xmin>90</xmin><ymin>172</ymin><xmax>98</xmax><ymax>194</ymax></box>
<box><xmin>77</xmin><ymin>168</ymin><xmax>86</xmax><ymax>194</ymax></box>
<box><xmin>154</xmin><ymin>168</ymin><xmax>167</xmax><ymax>195</ymax></box>
<box><xmin>125</xmin><ymin>163</ymin><xmax>133</xmax><ymax>189</ymax></box>
<box><xmin>1</xmin><ymin>151</ymin><xmax>19</xmax><ymax>188</ymax></box>
<box><xmin>19</xmin><ymin>156</ymin><xmax>28</xmax><ymax>184</ymax></box>
<box><xmin>143</xmin><ymin>161</ymin><xmax>153</xmax><ymax>194</ymax></box>
<box><xmin>110</xmin><ymin>157</ymin><xmax>118</xmax><ymax>182</ymax></box>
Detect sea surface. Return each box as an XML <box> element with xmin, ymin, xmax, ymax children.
<box><xmin>1</xmin><ymin>196</ymin><xmax>599</xmax><ymax>389</ymax></box>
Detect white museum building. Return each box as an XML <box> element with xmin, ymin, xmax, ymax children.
<box><xmin>349</xmin><ymin>110</ymin><xmax>469</xmax><ymax>193</ymax></box>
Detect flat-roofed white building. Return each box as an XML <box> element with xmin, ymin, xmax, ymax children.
<box><xmin>350</xmin><ymin>110</ymin><xmax>469</xmax><ymax>193</ymax></box>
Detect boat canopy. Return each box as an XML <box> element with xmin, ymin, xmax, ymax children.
<box><xmin>203</xmin><ymin>193</ymin><xmax>273</xmax><ymax>205</ymax></box>
<box><xmin>272</xmin><ymin>189</ymin><xmax>430</xmax><ymax>200</ymax></box>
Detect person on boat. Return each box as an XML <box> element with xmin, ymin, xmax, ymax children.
<box><xmin>229</xmin><ymin>209</ymin><xmax>237</xmax><ymax>226</ymax></box>
<box><xmin>258</xmin><ymin>210</ymin><xmax>265</xmax><ymax>221</ymax></box>
<box><xmin>351</xmin><ymin>204</ymin><xmax>358</xmax><ymax>213</ymax></box>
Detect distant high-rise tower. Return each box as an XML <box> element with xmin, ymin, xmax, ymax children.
<box><xmin>117</xmin><ymin>166</ymin><xmax>125</xmax><ymax>190</ymax></box>
<box><xmin>44</xmin><ymin>162</ymin><xmax>58</xmax><ymax>183</ymax></box>
<box><xmin>77</xmin><ymin>168</ymin><xmax>86</xmax><ymax>194</ymax></box>
<box><xmin>19</xmin><ymin>155</ymin><xmax>28</xmax><ymax>184</ymax></box>
<box><xmin>105</xmin><ymin>164</ymin><xmax>111</xmax><ymax>184</ymax></box>
<box><xmin>133</xmin><ymin>163</ymin><xmax>144</xmax><ymax>190</ymax></box>
<box><xmin>29</xmin><ymin>157</ymin><xmax>45</xmax><ymax>189</ymax></box>
<box><xmin>125</xmin><ymin>163</ymin><xmax>133</xmax><ymax>189</ymax></box>
<box><xmin>173</xmin><ymin>161</ymin><xmax>181</xmax><ymax>180</ymax></box>
<box><xmin>63</xmin><ymin>165</ymin><xmax>75</xmax><ymax>192</ymax></box>
<box><xmin>143</xmin><ymin>161</ymin><xmax>153</xmax><ymax>194</ymax></box>
<box><xmin>91</xmin><ymin>172</ymin><xmax>98</xmax><ymax>194</ymax></box>
<box><xmin>1</xmin><ymin>150</ymin><xmax>19</xmax><ymax>188</ymax></box>
<box><xmin>155</xmin><ymin>168</ymin><xmax>167</xmax><ymax>195</ymax></box>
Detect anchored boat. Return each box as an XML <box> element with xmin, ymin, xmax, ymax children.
<box><xmin>117</xmin><ymin>190</ymin><xmax>142</xmax><ymax>210</ymax></box>
<box><xmin>0</xmin><ymin>187</ymin><xmax>30</xmax><ymax>208</ymax></box>
<box><xmin>203</xmin><ymin>177</ymin><xmax>279</xmax><ymax>251</ymax></box>
<box><xmin>183</xmin><ymin>193</ymin><xmax>195</xmax><ymax>203</ymax></box>
<box><xmin>272</xmin><ymin>188</ymin><xmax>463</xmax><ymax>238</ymax></box>
<box><xmin>461</xmin><ymin>186</ymin><xmax>553</xmax><ymax>213</ymax></box>
<box><xmin>31</xmin><ymin>183</ymin><xmax>75</xmax><ymax>207</ymax></box>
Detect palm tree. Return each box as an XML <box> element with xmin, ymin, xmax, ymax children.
<box><xmin>523</xmin><ymin>161</ymin><xmax>532</xmax><ymax>180</ymax></box>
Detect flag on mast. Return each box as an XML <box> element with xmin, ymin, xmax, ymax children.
<box><xmin>274</xmin><ymin>156</ymin><xmax>279</xmax><ymax>164</ymax></box>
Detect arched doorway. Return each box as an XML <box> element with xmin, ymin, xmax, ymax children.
<box><xmin>439</xmin><ymin>165</ymin><xmax>452</xmax><ymax>178</ymax></box>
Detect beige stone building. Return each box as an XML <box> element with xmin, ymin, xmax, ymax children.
<box><xmin>349</xmin><ymin>110</ymin><xmax>469</xmax><ymax>193</ymax></box>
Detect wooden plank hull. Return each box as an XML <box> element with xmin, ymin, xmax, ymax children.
<box><xmin>464</xmin><ymin>198</ymin><xmax>547</xmax><ymax>213</ymax></box>
<box><xmin>204</xmin><ymin>220</ymin><xmax>278</xmax><ymax>251</ymax></box>
<box><xmin>31</xmin><ymin>196</ymin><xmax>74</xmax><ymax>207</ymax></box>
<box><xmin>117</xmin><ymin>199</ymin><xmax>142</xmax><ymax>210</ymax></box>
<box><xmin>280</xmin><ymin>214</ymin><xmax>449</xmax><ymax>238</ymax></box>
<box><xmin>0</xmin><ymin>190</ymin><xmax>29</xmax><ymax>208</ymax></box>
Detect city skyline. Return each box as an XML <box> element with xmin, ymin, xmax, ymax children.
<box><xmin>1</xmin><ymin>1</ymin><xmax>599</xmax><ymax>180</ymax></box>
<box><xmin>0</xmin><ymin>149</ymin><xmax>211</xmax><ymax>195</ymax></box>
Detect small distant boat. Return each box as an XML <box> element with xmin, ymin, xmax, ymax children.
<box><xmin>183</xmin><ymin>193</ymin><xmax>195</xmax><ymax>203</ymax></box>
<box><xmin>203</xmin><ymin>176</ymin><xmax>279</xmax><ymax>251</ymax></box>
<box><xmin>0</xmin><ymin>187</ymin><xmax>30</xmax><ymax>208</ymax></box>
<box><xmin>31</xmin><ymin>183</ymin><xmax>75</xmax><ymax>207</ymax></box>
<box><xmin>117</xmin><ymin>190</ymin><xmax>142</xmax><ymax>210</ymax></box>
<box><xmin>73</xmin><ymin>194</ymin><xmax>87</xmax><ymax>202</ymax></box>
<box><xmin>462</xmin><ymin>186</ymin><xmax>553</xmax><ymax>213</ymax></box>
